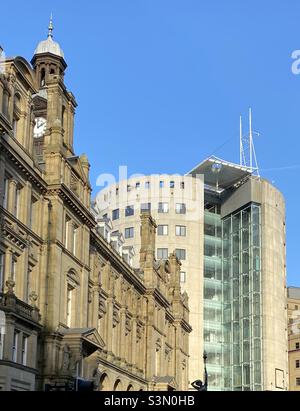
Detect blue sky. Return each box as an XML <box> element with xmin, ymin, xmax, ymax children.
<box><xmin>1</xmin><ymin>0</ymin><xmax>300</xmax><ymax>286</ymax></box>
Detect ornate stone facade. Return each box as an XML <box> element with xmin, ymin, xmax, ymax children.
<box><xmin>0</xmin><ymin>25</ymin><xmax>191</xmax><ymax>391</ymax></box>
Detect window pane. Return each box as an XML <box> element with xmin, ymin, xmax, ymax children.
<box><xmin>125</xmin><ymin>227</ymin><xmax>134</xmax><ymax>239</ymax></box>
<box><xmin>141</xmin><ymin>203</ymin><xmax>151</xmax><ymax>212</ymax></box>
<box><xmin>125</xmin><ymin>205</ymin><xmax>134</xmax><ymax>217</ymax></box>
<box><xmin>176</xmin><ymin>249</ymin><xmax>186</xmax><ymax>260</ymax></box>
<box><xmin>158</xmin><ymin>202</ymin><xmax>169</xmax><ymax>213</ymax></box>
<box><xmin>158</xmin><ymin>225</ymin><xmax>168</xmax><ymax>236</ymax></box>
<box><xmin>176</xmin><ymin>203</ymin><xmax>186</xmax><ymax>214</ymax></box>
<box><xmin>112</xmin><ymin>209</ymin><xmax>119</xmax><ymax>220</ymax></box>
<box><xmin>157</xmin><ymin>248</ymin><xmax>168</xmax><ymax>260</ymax></box>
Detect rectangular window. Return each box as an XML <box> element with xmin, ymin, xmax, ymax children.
<box><xmin>13</xmin><ymin>117</ymin><xmax>18</xmax><ymax>139</ymax></box>
<box><xmin>125</xmin><ymin>205</ymin><xmax>134</xmax><ymax>217</ymax></box>
<box><xmin>11</xmin><ymin>256</ymin><xmax>17</xmax><ymax>282</ymax></box>
<box><xmin>159</xmin><ymin>181</ymin><xmax>164</xmax><ymax>189</ymax></box>
<box><xmin>141</xmin><ymin>203</ymin><xmax>151</xmax><ymax>212</ymax></box>
<box><xmin>296</xmin><ymin>343</ymin><xmax>300</xmax><ymax>350</ymax></box>
<box><xmin>0</xmin><ymin>333</ymin><xmax>3</xmax><ymax>360</ymax></box>
<box><xmin>125</xmin><ymin>227</ymin><xmax>134</xmax><ymax>239</ymax></box>
<box><xmin>170</xmin><ymin>181</ymin><xmax>175</xmax><ymax>189</ymax></box>
<box><xmin>112</xmin><ymin>209</ymin><xmax>120</xmax><ymax>221</ymax></box>
<box><xmin>21</xmin><ymin>334</ymin><xmax>29</xmax><ymax>366</ymax></box>
<box><xmin>14</xmin><ymin>186</ymin><xmax>21</xmax><ymax>218</ymax></box>
<box><xmin>158</xmin><ymin>202</ymin><xmax>169</xmax><ymax>213</ymax></box>
<box><xmin>73</xmin><ymin>225</ymin><xmax>78</xmax><ymax>256</ymax></box>
<box><xmin>157</xmin><ymin>248</ymin><xmax>168</xmax><ymax>260</ymax></box>
<box><xmin>296</xmin><ymin>360</ymin><xmax>300</xmax><ymax>369</ymax></box>
<box><xmin>176</xmin><ymin>249</ymin><xmax>186</xmax><ymax>260</ymax></box>
<box><xmin>145</xmin><ymin>182</ymin><xmax>150</xmax><ymax>189</ymax></box>
<box><xmin>180</xmin><ymin>272</ymin><xmax>186</xmax><ymax>283</ymax></box>
<box><xmin>157</xmin><ymin>225</ymin><xmax>168</xmax><ymax>236</ymax></box>
<box><xmin>65</xmin><ymin>216</ymin><xmax>71</xmax><ymax>249</ymax></box>
<box><xmin>12</xmin><ymin>330</ymin><xmax>19</xmax><ymax>363</ymax></box>
<box><xmin>0</xmin><ymin>252</ymin><xmax>4</xmax><ymax>292</ymax></box>
<box><xmin>3</xmin><ymin>177</ymin><xmax>9</xmax><ymax>209</ymax></box>
<box><xmin>296</xmin><ymin>305</ymin><xmax>299</xmax><ymax>310</ymax></box>
<box><xmin>297</xmin><ymin>378</ymin><xmax>300</xmax><ymax>386</ymax></box>
<box><xmin>29</xmin><ymin>197</ymin><xmax>38</xmax><ymax>230</ymax></box>
<box><xmin>176</xmin><ymin>225</ymin><xmax>187</xmax><ymax>236</ymax></box>
<box><xmin>66</xmin><ymin>285</ymin><xmax>74</xmax><ymax>328</ymax></box>
<box><xmin>181</xmin><ymin>182</ymin><xmax>185</xmax><ymax>189</ymax></box>
<box><xmin>176</xmin><ymin>203</ymin><xmax>186</xmax><ymax>214</ymax></box>
<box><xmin>136</xmin><ymin>182</ymin><xmax>140</xmax><ymax>190</ymax></box>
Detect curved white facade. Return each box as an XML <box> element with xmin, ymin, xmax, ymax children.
<box><xmin>95</xmin><ymin>174</ymin><xmax>205</xmax><ymax>386</ymax></box>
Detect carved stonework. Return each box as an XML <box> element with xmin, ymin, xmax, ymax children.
<box><xmin>112</xmin><ymin>309</ymin><xmax>120</xmax><ymax>328</ymax></box>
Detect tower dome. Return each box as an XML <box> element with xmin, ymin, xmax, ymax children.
<box><xmin>34</xmin><ymin>16</ymin><xmax>64</xmax><ymax>59</ymax></box>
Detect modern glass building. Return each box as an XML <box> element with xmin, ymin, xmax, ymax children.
<box><xmin>95</xmin><ymin>156</ymin><xmax>288</xmax><ymax>390</ymax></box>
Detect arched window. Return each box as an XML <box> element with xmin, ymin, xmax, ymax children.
<box><xmin>113</xmin><ymin>379</ymin><xmax>123</xmax><ymax>391</ymax></box>
<box><xmin>2</xmin><ymin>89</ymin><xmax>9</xmax><ymax>118</ymax></box>
<box><xmin>13</xmin><ymin>93</ymin><xmax>21</xmax><ymax>140</ymax></box>
<box><xmin>40</xmin><ymin>68</ymin><xmax>46</xmax><ymax>87</ymax></box>
<box><xmin>99</xmin><ymin>373</ymin><xmax>110</xmax><ymax>391</ymax></box>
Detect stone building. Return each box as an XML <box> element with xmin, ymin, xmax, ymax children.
<box><xmin>287</xmin><ymin>287</ymin><xmax>300</xmax><ymax>391</ymax></box>
<box><xmin>0</xmin><ymin>21</ymin><xmax>191</xmax><ymax>391</ymax></box>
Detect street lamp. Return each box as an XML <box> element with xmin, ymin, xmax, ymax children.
<box><xmin>191</xmin><ymin>351</ymin><xmax>208</xmax><ymax>391</ymax></box>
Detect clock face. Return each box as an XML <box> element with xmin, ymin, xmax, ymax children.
<box><xmin>33</xmin><ymin>117</ymin><xmax>47</xmax><ymax>138</ymax></box>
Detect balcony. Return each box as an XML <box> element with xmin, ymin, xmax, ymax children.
<box><xmin>0</xmin><ymin>288</ymin><xmax>41</xmax><ymax>324</ymax></box>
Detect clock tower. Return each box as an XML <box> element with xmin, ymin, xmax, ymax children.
<box><xmin>31</xmin><ymin>17</ymin><xmax>77</xmax><ymax>164</ymax></box>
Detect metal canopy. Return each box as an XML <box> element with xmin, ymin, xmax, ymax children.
<box><xmin>187</xmin><ymin>156</ymin><xmax>253</xmax><ymax>190</ymax></box>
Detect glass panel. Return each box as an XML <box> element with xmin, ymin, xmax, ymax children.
<box><xmin>243</xmin><ymin>341</ymin><xmax>250</xmax><ymax>362</ymax></box>
<box><xmin>232</xmin><ymin>214</ymin><xmax>240</xmax><ymax>233</ymax></box>
<box><xmin>242</xmin><ymin>251</ymin><xmax>249</xmax><ymax>273</ymax></box>
<box><xmin>254</xmin><ymin>339</ymin><xmax>261</xmax><ymax>361</ymax></box>
<box><xmin>242</xmin><ymin>208</ymin><xmax>251</xmax><ymax>228</ymax></box>
<box><xmin>233</xmin><ymin>344</ymin><xmax>240</xmax><ymax>364</ymax></box>
<box><xmin>233</xmin><ymin>366</ymin><xmax>242</xmax><ymax>386</ymax></box>
<box><xmin>253</xmin><ymin>316</ymin><xmax>261</xmax><ymax>338</ymax></box>
<box><xmin>233</xmin><ymin>322</ymin><xmax>240</xmax><ymax>343</ymax></box>
<box><xmin>243</xmin><ymin>364</ymin><xmax>250</xmax><ymax>385</ymax></box>
<box><xmin>253</xmin><ymin>248</ymin><xmax>260</xmax><ymax>271</ymax></box>
<box><xmin>243</xmin><ymin>319</ymin><xmax>250</xmax><ymax>339</ymax></box>
<box><xmin>243</xmin><ymin>297</ymin><xmax>250</xmax><ymax>317</ymax></box>
<box><xmin>252</xmin><ymin>206</ymin><xmax>260</xmax><ymax>225</ymax></box>
<box><xmin>233</xmin><ymin>279</ymin><xmax>239</xmax><ymax>299</ymax></box>
<box><xmin>233</xmin><ymin>255</ymin><xmax>239</xmax><ymax>277</ymax></box>
<box><xmin>233</xmin><ymin>233</ymin><xmax>240</xmax><ymax>254</ymax></box>
<box><xmin>243</xmin><ymin>274</ymin><xmax>249</xmax><ymax>295</ymax></box>
<box><xmin>254</xmin><ymin>362</ymin><xmax>261</xmax><ymax>384</ymax></box>
<box><xmin>253</xmin><ymin>271</ymin><xmax>260</xmax><ymax>293</ymax></box>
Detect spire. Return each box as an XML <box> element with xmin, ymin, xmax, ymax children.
<box><xmin>48</xmin><ymin>13</ymin><xmax>54</xmax><ymax>38</ymax></box>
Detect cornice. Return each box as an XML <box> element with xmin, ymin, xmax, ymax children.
<box><xmin>90</xmin><ymin>230</ymin><xmax>146</xmax><ymax>295</ymax></box>
<box><xmin>46</xmin><ymin>183</ymin><xmax>96</xmax><ymax>229</ymax></box>
<box><xmin>0</xmin><ymin>137</ymin><xmax>47</xmax><ymax>193</ymax></box>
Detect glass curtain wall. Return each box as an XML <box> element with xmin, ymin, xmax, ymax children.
<box><xmin>204</xmin><ymin>206</ymin><xmax>223</xmax><ymax>390</ymax></box>
<box><xmin>222</xmin><ymin>204</ymin><xmax>262</xmax><ymax>391</ymax></box>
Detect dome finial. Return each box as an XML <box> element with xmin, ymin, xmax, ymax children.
<box><xmin>48</xmin><ymin>13</ymin><xmax>54</xmax><ymax>38</ymax></box>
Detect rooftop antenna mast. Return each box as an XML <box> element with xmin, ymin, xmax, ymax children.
<box><xmin>240</xmin><ymin>108</ymin><xmax>260</xmax><ymax>177</ymax></box>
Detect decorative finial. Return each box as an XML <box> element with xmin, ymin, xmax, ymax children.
<box><xmin>48</xmin><ymin>13</ymin><xmax>54</xmax><ymax>38</ymax></box>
